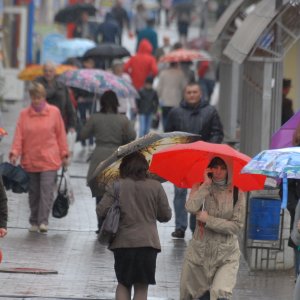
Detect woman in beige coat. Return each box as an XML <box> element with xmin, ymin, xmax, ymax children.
<box><xmin>180</xmin><ymin>157</ymin><xmax>246</xmax><ymax>300</ymax></box>
<box><xmin>97</xmin><ymin>152</ymin><xmax>172</xmax><ymax>300</ymax></box>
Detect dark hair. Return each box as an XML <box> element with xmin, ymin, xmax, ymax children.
<box><xmin>145</xmin><ymin>76</ymin><xmax>154</xmax><ymax>85</ymax></box>
<box><xmin>100</xmin><ymin>90</ymin><xmax>119</xmax><ymax>113</ymax></box>
<box><xmin>119</xmin><ymin>152</ymin><xmax>149</xmax><ymax>180</ymax></box>
<box><xmin>208</xmin><ymin>157</ymin><xmax>227</xmax><ymax>169</ymax></box>
<box><xmin>283</xmin><ymin>78</ymin><xmax>291</xmax><ymax>88</ymax></box>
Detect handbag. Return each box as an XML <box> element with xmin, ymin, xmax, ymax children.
<box><xmin>98</xmin><ymin>181</ymin><xmax>120</xmax><ymax>246</ymax></box>
<box><xmin>52</xmin><ymin>169</ymin><xmax>69</xmax><ymax>218</ymax></box>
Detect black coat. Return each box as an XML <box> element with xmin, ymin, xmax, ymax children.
<box><xmin>0</xmin><ymin>177</ymin><xmax>7</xmax><ymax>229</ymax></box>
<box><xmin>165</xmin><ymin>100</ymin><xmax>224</xmax><ymax>143</ymax></box>
<box><xmin>137</xmin><ymin>88</ymin><xmax>159</xmax><ymax>114</ymax></box>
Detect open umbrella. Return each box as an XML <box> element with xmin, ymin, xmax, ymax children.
<box><xmin>241</xmin><ymin>147</ymin><xmax>300</xmax><ymax>208</ymax></box>
<box><xmin>54</xmin><ymin>3</ymin><xmax>96</xmax><ymax>24</ymax></box>
<box><xmin>83</xmin><ymin>43</ymin><xmax>131</xmax><ymax>60</ymax></box>
<box><xmin>58</xmin><ymin>69</ymin><xmax>138</xmax><ymax>98</ymax></box>
<box><xmin>270</xmin><ymin>110</ymin><xmax>300</xmax><ymax>149</ymax></box>
<box><xmin>159</xmin><ymin>49</ymin><xmax>211</xmax><ymax>63</ymax></box>
<box><xmin>88</xmin><ymin>131</ymin><xmax>201</xmax><ymax>195</ymax></box>
<box><xmin>54</xmin><ymin>38</ymin><xmax>96</xmax><ymax>64</ymax></box>
<box><xmin>18</xmin><ymin>64</ymin><xmax>77</xmax><ymax>81</ymax></box>
<box><xmin>150</xmin><ymin>141</ymin><xmax>267</xmax><ymax>192</ymax></box>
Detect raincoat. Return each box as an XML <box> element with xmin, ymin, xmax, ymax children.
<box><xmin>180</xmin><ymin>161</ymin><xmax>246</xmax><ymax>300</ymax></box>
<box><xmin>124</xmin><ymin>39</ymin><xmax>158</xmax><ymax>90</ymax></box>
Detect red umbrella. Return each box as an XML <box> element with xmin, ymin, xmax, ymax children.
<box><xmin>159</xmin><ymin>49</ymin><xmax>211</xmax><ymax>63</ymax></box>
<box><xmin>149</xmin><ymin>141</ymin><xmax>266</xmax><ymax>192</ymax></box>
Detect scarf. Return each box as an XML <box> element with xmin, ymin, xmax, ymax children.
<box><xmin>31</xmin><ymin>100</ymin><xmax>46</xmax><ymax>113</ymax></box>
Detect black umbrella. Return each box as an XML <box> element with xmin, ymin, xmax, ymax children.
<box><xmin>83</xmin><ymin>43</ymin><xmax>131</xmax><ymax>60</ymax></box>
<box><xmin>54</xmin><ymin>4</ymin><xmax>96</xmax><ymax>24</ymax></box>
<box><xmin>88</xmin><ymin>132</ymin><xmax>201</xmax><ymax>196</ymax></box>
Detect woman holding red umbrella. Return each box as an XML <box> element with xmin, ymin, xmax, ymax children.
<box><xmin>180</xmin><ymin>157</ymin><xmax>246</xmax><ymax>300</ymax></box>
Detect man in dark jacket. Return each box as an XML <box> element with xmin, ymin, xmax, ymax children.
<box><xmin>96</xmin><ymin>12</ymin><xmax>121</xmax><ymax>44</ymax></box>
<box><xmin>165</xmin><ymin>81</ymin><xmax>224</xmax><ymax>238</ymax></box>
<box><xmin>282</xmin><ymin>78</ymin><xmax>294</xmax><ymax>125</ymax></box>
<box><xmin>36</xmin><ymin>62</ymin><xmax>76</xmax><ymax>133</ymax></box>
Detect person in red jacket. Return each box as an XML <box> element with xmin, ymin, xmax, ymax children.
<box><xmin>124</xmin><ymin>39</ymin><xmax>158</xmax><ymax>90</ymax></box>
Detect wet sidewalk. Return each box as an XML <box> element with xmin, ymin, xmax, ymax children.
<box><xmin>0</xmin><ymin>102</ymin><xmax>296</xmax><ymax>300</ymax></box>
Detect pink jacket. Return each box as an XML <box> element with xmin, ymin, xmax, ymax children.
<box><xmin>10</xmin><ymin>103</ymin><xmax>69</xmax><ymax>172</ymax></box>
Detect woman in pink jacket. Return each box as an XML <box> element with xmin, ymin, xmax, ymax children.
<box><xmin>9</xmin><ymin>82</ymin><xmax>69</xmax><ymax>233</ymax></box>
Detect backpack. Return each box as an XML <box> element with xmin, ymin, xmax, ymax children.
<box><xmin>98</xmin><ymin>181</ymin><xmax>120</xmax><ymax>246</ymax></box>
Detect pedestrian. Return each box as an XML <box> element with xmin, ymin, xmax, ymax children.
<box><xmin>9</xmin><ymin>82</ymin><xmax>69</xmax><ymax>233</ymax></box>
<box><xmin>80</xmin><ymin>90</ymin><xmax>136</xmax><ymax>233</ymax></box>
<box><xmin>292</xmin><ymin>202</ymin><xmax>300</xmax><ymax>299</ymax></box>
<box><xmin>180</xmin><ymin>156</ymin><xmax>246</xmax><ymax>300</ymax></box>
<box><xmin>111</xmin><ymin>0</ymin><xmax>131</xmax><ymax>45</ymax></box>
<box><xmin>124</xmin><ymin>39</ymin><xmax>158</xmax><ymax>90</ymax></box>
<box><xmin>282</xmin><ymin>78</ymin><xmax>294</xmax><ymax>125</ymax></box>
<box><xmin>165</xmin><ymin>81</ymin><xmax>224</xmax><ymax>238</ymax></box>
<box><xmin>279</xmin><ymin>122</ymin><xmax>300</xmax><ymax>277</ymax></box>
<box><xmin>96</xmin><ymin>151</ymin><xmax>172</xmax><ymax>300</ymax></box>
<box><xmin>73</xmin><ymin>11</ymin><xmax>97</xmax><ymax>41</ymax></box>
<box><xmin>35</xmin><ymin>62</ymin><xmax>77</xmax><ymax>134</ymax></box>
<box><xmin>157</xmin><ymin>62</ymin><xmax>187</xmax><ymax>130</ymax></box>
<box><xmin>136</xmin><ymin>18</ymin><xmax>158</xmax><ymax>55</ymax></box>
<box><xmin>136</xmin><ymin>76</ymin><xmax>159</xmax><ymax>137</ymax></box>
<box><xmin>0</xmin><ymin>177</ymin><xmax>8</xmax><ymax>238</ymax></box>
<box><xmin>111</xmin><ymin>59</ymin><xmax>137</xmax><ymax>120</ymax></box>
<box><xmin>132</xmin><ymin>3</ymin><xmax>147</xmax><ymax>36</ymax></box>
<box><xmin>96</xmin><ymin>12</ymin><xmax>121</xmax><ymax>44</ymax></box>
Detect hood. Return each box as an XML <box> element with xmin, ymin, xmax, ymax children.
<box><xmin>137</xmin><ymin>39</ymin><xmax>153</xmax><ymax>55</ymax></box>
<box><xmin>209</xmin><ymin>157</ymin><xmax>233</xmax><ymax>190</ymax></box>
<box><xmin>105</xmin><ymin>12</ymin><xmax>114</xmax><ymax>21</ymax></box>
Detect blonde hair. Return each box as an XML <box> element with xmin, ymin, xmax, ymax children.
<box><xmin>29</xmin><ymin>82</ymin><xmax>46</xmax><ymax>99</ymax></box>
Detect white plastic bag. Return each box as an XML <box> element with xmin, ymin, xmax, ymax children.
<box><xmin>67</xmin><ymin>131</ymin><xmax>76</xmax><ymax>157</ymax></box>
<box><xmin>58</xmin><ymin>168</ymin><xmax>75</xmax><ymax>205</ymax></box>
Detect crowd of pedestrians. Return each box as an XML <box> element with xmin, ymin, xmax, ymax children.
<box><xmin>0</xmin><ymin>1</ymin><xmax>252</xmax><ymax>300</ymax></box>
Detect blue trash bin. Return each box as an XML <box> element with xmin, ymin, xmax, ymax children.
<box><xmin>248</xmin><ymin>198</ymin><xmax>281</xmax><ymax>240</ymax></box>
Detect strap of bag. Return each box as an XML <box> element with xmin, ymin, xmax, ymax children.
<box><xmin>113</xmin><ymin>181</ymin><xmax>120</xmax><ymax>204</ymax></box>
<box><xmin>58</xmin><ymin>168</ymin><xmax>67</xmax><ymax>193</ymax></box>
<box><xmin>233</xmin><ymin>186</ymin><xmax>239</xmax><ymax>207</ymax></box>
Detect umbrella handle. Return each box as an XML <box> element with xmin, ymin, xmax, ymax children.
<box><xmin>281</xmin><ymin>174</ymin><xmax>287</xmax><ymax>209</ymax></box>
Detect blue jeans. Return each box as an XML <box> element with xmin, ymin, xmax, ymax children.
<box><xmin>174</xmin><ymin>186</ymin><xmax>196</xmax><ymax>232</ymax></box>
<box><xmin>199</xmin><ymin>78</ymin><xmax>215</xmax><ymax>103</ymax></box>
<box><xmin>139</xmin><ymin>113</ymin><xmax>152</xmax><ymax>137</ymax></box>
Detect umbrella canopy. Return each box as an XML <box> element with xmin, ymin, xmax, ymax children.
<box><xmin>54</xmin><ymin>3</ymin><xmax>96</xmax><ymax>24</ymax></box>
<box><xmin>270</xmin><ymin>110</ymin><xmax>300</xmax><ymax>149</ymax></box>
<box><xmin>18</xmin><ymin>64</ymin><xmax>77</xmax><ymax>81</ymax></box>
<box><xmin>54</xmin><ymin>38</ymin><xmax>96</xmax><ymax>64</ymax></box>
<box><xmin>149</xmin><ymin>141</ymin><xmax>266</xmax><ymax>192</ymax></box>
<box><xmin>88</xmin><ymin>131</ymin><xmax>202</xmax><ymax>194</ymax></box>
<box><xmin>83</xmin><ymin>43</ymin><xmax>131</xmax><ymax>60</ymax></box>
<box><xmin>159</xmin><ymin>49</ymin><xmax>211</xmax><ymax>63</ymax></box>
<box><xmin>58</xmin><ymin>69</ymin><xmax>138</xmax><ymax>98</ymax></box>
<box><xmin>241</xmin><ymin>147</ymin><xmax>300</xmax><ymax>208</ymax></box>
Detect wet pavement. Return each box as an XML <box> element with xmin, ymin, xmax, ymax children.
<box><xmin>0</xmin><ymin>100</ymin><xmax>296</xmax><ymax>300</ymax></box>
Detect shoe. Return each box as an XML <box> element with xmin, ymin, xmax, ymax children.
<box><xmin>39</xmin><ymin>224</ymin><xmax>48</xmax><ymax>233</ymax></box>
<box><xmin>28</xmin><ymin>225</ymin><xmax>39</xmax><ymax>232</ymax></box>
<box><xmin>171</xmin><ymin>229</ymin><xmax>185</xmax><ymax>239</ymax></box>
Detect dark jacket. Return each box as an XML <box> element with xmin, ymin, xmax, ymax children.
<box><xmin>165</xmin><ymin>100</ymin><xmax>224</xmax><ymax>143</ymax></box>
<box><xmin>282</xmin><ymin>96</ymin><xmax>294</xmax><ymax>125</ymax></box>
<box><xmin>96</xmin><ymin>13</ymin><xmax>120</xmax><ymax>44</ymax></box>
<box><xmin>137</xmin><ymin>26</ymin><xmax>158</xmax><ymax>54</ymax></box>
<box><xmin>97</xmin><ymin>178</ymin><xmax>172</xmax><ymax>250</ymax></box>
<box><xmin>137</xmin><ymin>87</ymin><xmax>159</xmax><ymax>114</ymax></box>
<box><xmin>0</xmin><ymin>177</ymin><xmax>8</xmax><ymax>229</ymax></box>
<box><xmin>35</xmin><ymin>77</ymin><xmax>76</xmax><ymax>130</ymax></box>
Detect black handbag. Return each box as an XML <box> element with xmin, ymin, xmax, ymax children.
<box><xmin>52</xmin><ymin>169</ymin><xmax>69</xmax><ymax>218</ymax></box>
<box><xmin>98</xmin><ymin>181</ymin><xmax>120</xmax><ymax>245</ymax></box>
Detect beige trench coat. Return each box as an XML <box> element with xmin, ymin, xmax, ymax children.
<box><xmin>180</xmin><ymin>182</ymin><xmax>246</xmax><ymax>300</ymax></box>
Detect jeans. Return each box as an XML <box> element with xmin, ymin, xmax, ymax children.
<box><xmin>78</xmin><ymin>102</ymin><xmax>94</xmax><ymax>146</ymax></box>
<box><xmin>295</xmin><ymin>248</ymin><xmax>300</xmax><ymax>276</ymax></box>
<box><xmin>173</xmin><ymin>186</ymin><xmax>196</xmax><ymax>232</ymax></box>
<box><xmin>199</xmin><ymin>78</ymin><xmax>215</xmax><ymax>103</ymax></box>
<box><xmin>161</xmin><ymin>106</ymin><xmax>173</xmax><ymax>131</ymax></box>
<box><xmin>139</xmin><ymin>113</ymin><xmax>152</xmax><ymax>137</ymax></box>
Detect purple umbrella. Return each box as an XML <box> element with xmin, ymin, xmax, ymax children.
<box><xmin>270</xmin><ymin>110</ymin><xmax>300</xmax><ymax>149</ymax></box>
